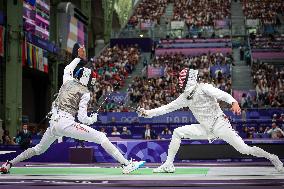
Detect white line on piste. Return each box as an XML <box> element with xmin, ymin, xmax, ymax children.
<box><xmin>0</xmin><ymin>151</ymin><xmax>16</xmax><ymax>155</ymax></box>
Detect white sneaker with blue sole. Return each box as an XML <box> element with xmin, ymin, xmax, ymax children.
<box><xmin>122</xmin><ymin>160</ymin><xmax>146</xmax><ymax>174</ymax></box>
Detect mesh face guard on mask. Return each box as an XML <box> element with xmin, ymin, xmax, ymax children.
<box><xmin>74</xmin><ymin>67</ymin><xmax>92</xmax><ymax>87</ymax></box>
<box><xmin>178</xmin><ymin>68</ymin><xmax>199</xmax><ymax>93</ymax></box>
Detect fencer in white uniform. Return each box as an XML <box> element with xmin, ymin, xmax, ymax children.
<box><xmin>1</xmin><ymin>47</ymin><xmax>144</xmax><ymax>174</ymax></box>
<box><xmin>138</xmin><ymin>68</ymin><xmax>283</xmax><ymax>173</ymax></box>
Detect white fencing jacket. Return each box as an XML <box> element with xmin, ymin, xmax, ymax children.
<box><xmin>145</xmin><ymin>83</ymin><xmax>237</xmax><ymax>130</ymax></box>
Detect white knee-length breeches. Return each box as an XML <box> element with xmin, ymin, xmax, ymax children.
<box><xmin>173</xmin><ymin>116</ymin><xmax>272</xmax><ymax>158</ymax></box>
<box><xmin>32</xmin><ymin>112</ymin><xmax>107</xmax><ymax>155</ymax></box>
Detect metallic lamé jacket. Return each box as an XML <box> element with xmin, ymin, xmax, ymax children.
<box><xmin>53</xmin><ymin>80</ymin><xmax>89</xmax><ymax>117</ymax></box>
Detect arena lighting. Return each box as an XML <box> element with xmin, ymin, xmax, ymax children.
<box><xmin>139</xmin><ymin>34</ymin><xmax>143</xmax><ymax>37</ymax></box>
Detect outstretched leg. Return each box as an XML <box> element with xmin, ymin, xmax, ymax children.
<box><xmin>214</xmin><ymin>117</ymin><xmax>283</xmax><ymax>172</ymax></box>
<box><xmin>56</xmin><ymin>122</ymin><xmax>145</xmax><ymax>173</ymax></box>
<box><xmin>1</xmin><ymin>127</ymin><xmax>58</xmax><ymax>173</ymax></box>
<box><xmin>154</xmin><ymin>124</ymin><xmax>208</xmax><ymax>173</ymax></box>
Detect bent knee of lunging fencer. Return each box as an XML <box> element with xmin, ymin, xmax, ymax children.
<box><xmin>173</xmin><ymin>128</ymin><xmax>184</xmax><ymax>139</ymax></box>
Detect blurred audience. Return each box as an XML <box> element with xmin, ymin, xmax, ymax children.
<box><xmin>161</xmin><ymin>126</ymin><xmax>172</xmax><ymax>135</ymax></box>
<box><xmin>265</xmin><ymin>123</ymin><xmax>284</xmax><ymax>139</ymax></box>
<box><xmin>128</xmin><ymin>52</ymin><xmax>233</xmax><ymax>109</ymax></box>
<box><xmin>100</xmin><ymin>127</ymin><xmax>108</xmax><ymax>135</ymax></box>
<box><xmin>91</xmin><ymin>45</ymin><xmax>141</xmax><ymax>112</ymax></box>
<box><xmin>251</xmin><ymin>62</ymin><xmax>284</xmax><ymax>108</ymax></box>
<box><xmin>143</xmin><ymin>124</ymin><xmax>157</xmax><ymax>139</ymax></box>
<box><xmin>16</xmin><ymin>123</ymin><xmax>32</xmax><ymax>149</ymax></box>
<box><xmin>121</xmin><ymin>127</ymin><xmax>132</xmax><ymax>135</ymax></box>
<box><xmin>2</xmin><ymin>130</ymin><xmax>16</xmax><ymax>145</ymax></box>
<box><xmin>173</xmin><ymin>0</ymin><xmax>231</xmax><ymax>28</ymax></box>
<box><xmin>111</xmin><ymin>126</ymin><xmax>121</xmax><ymax>135</ymax></box>
<box><xmin>242</xmin><ymin>0</ymin><xmax>283</xmax><ymax>26</ymax></box>
<box><xmin>128</xmin><ymin>0</ymin><xmax>169</xmax><ymax>28</ymax></box>
<box><xmin>250</xmin><ymin>34</ymin><xmax>284</xmax><ymax>51</ymax></box>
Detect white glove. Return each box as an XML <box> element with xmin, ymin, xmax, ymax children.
<box><xmin>87</xmin><ymin>113</ymin><xmax>98</xmax><ymax>125</ymax></box>
<box><xmin>137</xmin><ymin>107</ymin><xmax>150</xmax><ymax>118</ymax></box>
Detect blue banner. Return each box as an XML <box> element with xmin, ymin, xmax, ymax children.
<box><xmin>26</xmin><ymin>32</ymin><xmax>59</xmax><ymax>53</ymax></box>
<box><xmin>147</xmin><ymin>66</ymin><xmax>165</xmax><ymax>78</ymax></box>
<box><xmin>98</xmin><ymin>109</ymin><xmax>284</xmax><ymax>124</ymax></box>
<box><xmin>101</xmin><ymin>111</ymin><xmax>209</xmax><ymax>124</ymax></box>
<box><xmin>210</xmin><ymin>65</ymin><xmax>230</xmax><ymax>78</ymax></box>
<box><xmin>107</xmin><ymin>92</ymin><xmax>128</xmax><ymax>104</ymax></box>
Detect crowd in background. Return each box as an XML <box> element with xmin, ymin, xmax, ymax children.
<box><xmin>239</xmin><ymin>114</ymin><xmax>284</xmax><ymax>139</ymax></box>
<box><xmin>250</xmin><ymin>34</ymin><xmax>284</xmax><ymax>50</ymax></box>
<box><xmin>250</xmin><ymin>62</ymin><xmax>284</xmax><ymax>108</ymax></box>
<box><xmin>173</xmin><ymin>0</ymin><xmax>231</xmax><ymax>28</ymax></box>
<box><xmin>3</xmin><ymin>0</ymin><xmax>284</xmax><ymax>148</ymax></box>
<box><xmin>127</xmin><ymin>0</ymin><xmax>169</xmax><ymax>28</ymax></box>
<box><xmin>90</xmin><ymin>45</ymin><xmax>141</xmax><ymax>112</ymax></box>
<box><xmin>242</xmin><ymin>0</ymin><xmax>283</xmax><ymax>26</ymax></box>
<box><xmin>128</xmin><ymin>52</ymin><xmax>233</xmax><ymax>109</ymax></box>
<box><xmin>1</xmin><ymin>113</ymin><xmax>283</xmax><ymax>146</ymax></box>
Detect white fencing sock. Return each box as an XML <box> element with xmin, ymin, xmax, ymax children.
<box><xmin>101</xmin><ymin>140</ymin><xmax>129</xmax><ymax>165</ymax></box>
<box><xmin>165</xmin><ymin>135</ymin><xmax>181</xmax><ymax>164</ymax></box>
<box><xmin>10</xmin><ymin>148</ymin><xmax>37</xmax><ymax>165</ymax></box>
<box><xmin>250</xmin><ymin>146</ymin><xmax>273</xmax><ymax>159</ymax></box>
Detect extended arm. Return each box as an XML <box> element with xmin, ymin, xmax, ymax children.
<box><xmin>78</xmin><ymin>93</ymin><xmax>98</xmax><ymax>125</ymax></box>
<box><xmin>63</xmin><ymin>46</ymin><xmax>86</xmax><ymax>84</ymax></box>
<box><xmin>63</xmin><ymin>58</ymin><xmax>81</xmax><ymax>84</ymax></box>
<box><xmin>138</xmin><ymin>94</ymin><xmax>187</xmax><ymax>118</ymax></box>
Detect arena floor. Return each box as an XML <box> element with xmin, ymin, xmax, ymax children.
<box><xmin>0</xmin><ymin>163</ymin><xmax>283</xmax><ymax>189</ymax></box>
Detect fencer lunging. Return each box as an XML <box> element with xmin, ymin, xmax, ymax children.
<box><xmin>138</xmin><ymin>68</ymin><xmax>283</xmax><ymax>173</ymax></box>
<box><xmin>1</xmin><ymin>47</ymin><xmax>144</xmax><ymax>174</ymax></box>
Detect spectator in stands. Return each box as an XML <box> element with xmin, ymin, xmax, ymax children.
<box><xmin>243</xmin><ymin>0</ymin><xmax>283</xmax><ymax>26</ymax></box>
<box><xmin>91</xmin><ymin>45</ymin><xmax>141</xmax><ymax>112</ymax></box>
<box><xmin>161</xmin><ymin>126</ymin><xmax>172</xmax><ymax>135</ymax></box>
<box><xmin>127</xmin><ymin>0</ymin><xmax>169</xmax><ymax>28</ymax></box>
<box><xmin>2</xmin><ymin>130</ymin><xmax>15</xmax><ymax>145</ymax></box>
<box><xmin>143</xmin><ymin>124</ymin><xmax>156</xmax><ymax>140</ymax></box>
<box><xmin>16</xmin><ymin>123</ymin><xmax>32</xmax><ymax>150</ymax></box>
<box><xmin>100</xmin><ymin>127</ymin><xmax>107</xmax><ymax>135</ymax></box>
<box><xmin>128</xmin><ymin>52</ymin><xmax>233</xmax><ymax>110</ymax></box>
<box><xmin>255</xmin><ymin>126</ymin><xmax>266</xmax><ymax>138</ymax></box>
<box><xmin>251</xmin><ymin>63</ymin><xmax>284</xmax><ymax>108</ymax></box>
<box><xmin>265</xmin><ymin>123</ymin><xmax>284</xmax><ymax>139</ymax></box>
<box><xmin>258</xmin><ymin>126</ymin><xmax>265</xmax><ymax>134</ymax></box>
<box><xmin>121</xmin><ymin>127</ymin><xmax>132</xmax><ymax>135</ymax></box>
<box><xmin>173</xmin><ymin>0</ymin><xmax>231</xmax><ymax>28</ymax></box>
<box><xmin>272</xmin><ymin>114</ymin><xmax>278</xmax><ymax>122</ymax></box>
<box><xmin>242</xmin><ymin>126</ymin><xmax>250</xmax><ymax>139</ymax></box>
<box><xmin>111</xmin><ymin>126</ymin><xmax>120</xmax><ymax>135</ymax></box>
